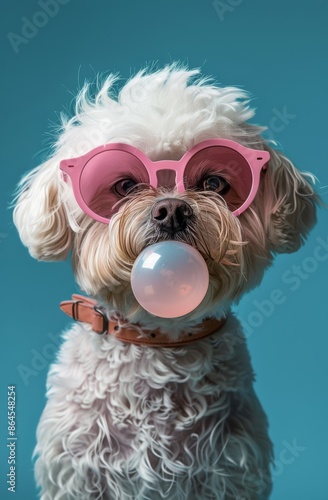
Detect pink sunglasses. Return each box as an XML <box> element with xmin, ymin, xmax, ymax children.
<box><xmin>60</xmin><ymin>139</ymin><xmax>270</xmax><ymax>224</ymax></box>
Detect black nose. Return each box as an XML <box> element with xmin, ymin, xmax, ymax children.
<box><xmin>151</xmin><ymin>198</ymin><xmax>193</xmax><ymax>233</ymax></box>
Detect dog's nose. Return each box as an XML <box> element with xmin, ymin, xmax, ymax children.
<box><xmin>151</xmin><ymin>198</ymin><xmax>193</xmax><ymax>232</ymax></box>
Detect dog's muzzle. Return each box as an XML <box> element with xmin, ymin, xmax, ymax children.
<box><xmin>151</xmin><ymin>198</ymin><xmax>193</xmax><ymax>234</ymax></box>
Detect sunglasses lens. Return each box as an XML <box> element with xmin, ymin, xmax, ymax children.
<box><xmin>80</xmin><ymin>150</ymin><xmax>149</xmax><ymax>220</ymax></box>
<box><xmin>184</xmin><ymin>146</ymin><xmax>253</xmax><ymax>212</ymax></box>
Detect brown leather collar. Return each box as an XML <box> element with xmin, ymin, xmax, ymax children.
<box><xmin>60</xmin><ymin>294</ymin><xmax>227</xmax><ymax>348</ymax></box>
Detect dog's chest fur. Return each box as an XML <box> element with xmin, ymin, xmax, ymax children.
<box><xmin>36</xmin><ymin>315</ymin><xmax>271</xmax><ymax>499</ymax></box>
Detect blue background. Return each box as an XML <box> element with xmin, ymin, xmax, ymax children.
<box><xmin>1</xmin><ymin>0</ymin><xmax>327</xmax><ymax>498</ymax></box>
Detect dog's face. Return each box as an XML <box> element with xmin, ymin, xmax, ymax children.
<box><xmin>14</xmin><ymin>67</ymin><xmax>317</xmax><ymax>327</ymax></box>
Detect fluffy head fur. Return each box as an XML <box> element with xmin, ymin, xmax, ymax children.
<box><xmin>14</xmin><ymin>64</ymin><xmax>317</xmax><ymax>331</ymax></box>
<box><xmin>13</xmin><ymin>65</ymin><xmax>318</xmax><ymax>499</ymax></box>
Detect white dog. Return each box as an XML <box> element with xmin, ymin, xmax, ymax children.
<box><xmin>14</xmin><ymin>65</ymin><xmax>317</xmax><ymax>499</ymax></box>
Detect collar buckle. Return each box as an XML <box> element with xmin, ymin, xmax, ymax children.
<box><xmin>93</xmin><ymin>306</ymin><xmax>109</xmax><ymax>334</ymax></box>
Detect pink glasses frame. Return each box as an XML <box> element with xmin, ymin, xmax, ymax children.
<box><xmin>60</xmin><ymin>138</ymin><xmax>270</xmax><ymax>224</ymax></box>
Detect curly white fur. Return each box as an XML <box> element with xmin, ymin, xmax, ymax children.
<box><xmin>13</xmin><ymin>64</ymin><xmax>318</xmax><ymax>499</ymax></box>
<box><xmin>34</xmin><ymin>316</ymin><xmax>272</xmax><ymax>500</ymax></box>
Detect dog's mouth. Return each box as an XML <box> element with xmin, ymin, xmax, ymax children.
<box><xmin>144</xmin><ymin>221</ymin><xmax>214</xmax><ymax>264</ymax></box>
<box><xmin>144</xmin><ymin>195</ymin><xmax>242</xmax><ymax>265</ymax></box>
<box><xmin>147</xmin><ymin>225</ymin><xmax>195</xmax><ymax>244</ymax></box>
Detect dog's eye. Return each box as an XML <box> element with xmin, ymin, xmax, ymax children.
<box><xmin>199</xmin><ymin>175</ymin><xmax>230</xmax><ymax>195</ymax></box>
<box><xmin>113</xmin><ymin>179</ymin><xmax>138</xmax><ymax>197</ymax></box>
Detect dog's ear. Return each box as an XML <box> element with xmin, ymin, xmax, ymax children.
<box><xmin>13</xmin><ymin>158</ymin><xmax>73</xmax><ymax>261</ymax></box>
<box><xmin>260</xmin><ymin>147</ymin><xmax>318</xmax><ymax>254</ymax></box>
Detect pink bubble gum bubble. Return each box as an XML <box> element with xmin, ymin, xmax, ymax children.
<box><xmin>131</xmin><ymin>241</ymin><xmax>209</xmax><ymax>318</ymax></box>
